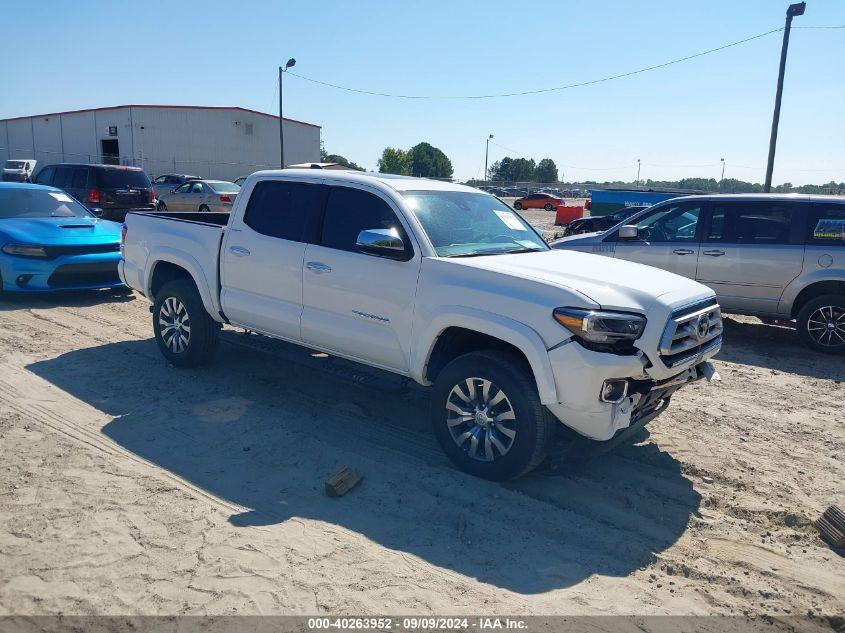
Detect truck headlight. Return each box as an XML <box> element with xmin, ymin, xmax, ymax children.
<box><xmin>553</xmin><ymin>307</ymin><xmax>646</xmax><ymax>344</ymax></box>
<box><xmin>2</xmin><ymin>243</ymin><xmax>49</xmax><ymax>258</ymax></box>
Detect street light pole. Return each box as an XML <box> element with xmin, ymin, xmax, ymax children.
<box><xmin>279</xmin><ymin>58</ymin><xmax>296</xmax><ymax>169</ymax></box>
<box><xmin>720</xmin><ymin>158</ymin><xmax>726</xmax><ymax>184</ymax></box>
<box><xmin>764</xmin><ymin>2</ymin><xmax>805</xmax><ymax>192</ymax></box>
<box><xmin>484</xmin><ymin>134</ymin><xmax>494</xmax><ymax>183</ymax></box>
<box><xmin>636</xmin><ymin>159</ymin><xmax>641</xmax><ymax>187</ymax></box>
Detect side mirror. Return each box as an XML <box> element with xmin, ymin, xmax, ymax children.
<box><xmin>356</xmin><ymin>228</ymin><xmax>408</xmax><ymax>259</ymax></box>
<box><xmin>618</xmin><ymin>225</ymin><xmax>639</xmax><ymax>240</ymax></box>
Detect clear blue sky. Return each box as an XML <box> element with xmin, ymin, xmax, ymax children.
<box><xmin>2</xmin><ymin>0</ymin><xmax>843</xmax><ymax>184</ymax></box>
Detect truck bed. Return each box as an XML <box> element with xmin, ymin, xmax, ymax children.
<box><xmin>127</xmin><ymin>211</ymin><xmax>231</xmax><ymax>226</ymax></box>
<box><xmin>121</xmin><ymin>210</ymin><xmax>229</xmax><ymax>318</ymax></box>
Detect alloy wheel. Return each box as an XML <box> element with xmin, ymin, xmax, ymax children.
<box><xmin>806</xmin><ymin>305</ymin><xmax>845</xmax><ymax>347</ymax></box>
<box><xmin>159</xmin><ymin>297</ymin><xmax>191</xmax><ymax>353</ymax></box>
<box><xmin>445</xmin><ymin>377</ymin><xmax>517</xmax><ymax>462</ymax></box>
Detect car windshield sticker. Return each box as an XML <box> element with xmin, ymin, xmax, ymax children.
<box><xmin>494</xmin><ymin>210</ymin><xmax>527</xmax><ymax>231</ymax></box>
<box><xmin>814</xmin><ymin>219</ymin><xmax>845</xmax><ymax>240</ymax></box>
<box><xmin>48</xmin><ymin>192</ymin><xmax>73</xmax><ymax>203</ymax></box>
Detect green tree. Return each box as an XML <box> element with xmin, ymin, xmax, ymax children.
<box><xmin>378</xmin><ymin>147</ymin><xmax>412</xmax><ymax>175</ymax></box>
<box><xmin>488</xmin><ymin>157</ymin><xmax>513</xmax><ymax>182</ymax></box>
<box><xmin>534</xmin><ymin>158</ymin><xmax>558</xmax><ymax>183</ymax></box>
<box><xmin>409</xmin><ymin>142</ymin><xmax>453</xmax><ymax>178</ymax></box>
<box><xmin>511</xmin><ymin>158</ymin><xmax>536</xmax><ymax>182</ymax></box>
<box><xmin>323</xmin><ymin>153</ymin><xmax>363</xmax><ymax>171</ymax></box>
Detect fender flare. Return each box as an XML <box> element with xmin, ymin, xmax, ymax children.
<box><xmin>144</xmin><ymin>247</ymin><xmax>221</xmax><ymax>321</ymax></box>
<box><xmin>779</xmin><ymin>268</ymin><xmax>845</xmax><ymax>316</ymax></box>
<box><xmin>412</xmin><ymin>306</ymin><xmax>558</xmax><ymax>405</ymax></box>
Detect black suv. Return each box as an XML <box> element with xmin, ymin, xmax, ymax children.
<box><xmin>33</xmin><ymin>163</ymin><xmax>155</xmax><ymax>221</ymax></box>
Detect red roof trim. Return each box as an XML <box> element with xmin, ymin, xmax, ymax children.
<box><xmin>0</xmin><ymin>104</ymin><xmax>321</xmax><ymax>128</ymax></box>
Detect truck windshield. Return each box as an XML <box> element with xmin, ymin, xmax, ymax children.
<box><xmin>0</xmin><ymin>188</ymin><xmax>92</xmax><ymax>218</ymax></box>
<box><xmin>402</xmin><ymin>190</ymin><xmax>548</xmax><ymax>257</ymax></box>
<box><xmin>5</xmin><ymin>161</ymin><xmax>26</xmax><ymax>170</ymax></box>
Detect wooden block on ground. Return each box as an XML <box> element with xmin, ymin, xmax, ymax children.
<box><xmin>325</xmin><ymin>467</ymin><xmax>362</xmax><ymax>498</ymax></box>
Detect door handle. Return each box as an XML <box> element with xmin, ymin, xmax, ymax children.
<box><xmin>703</xmin><ymin>249</ymin><xmax>726</xmax><ymax>257</ymax></box>
<box><xmin>672</xmin><ymin>248</ymin><xmax>695</xmax><ymax>255</ymax></box>
<box><xmin>228</xmin><ymin>246</ymin><xmax>250</xmax><ymax>257</ymax></box>
<box><xmin>306</xmin><ymin>261</ymin><xmax>332</xmax><ymax>274</ymax></box>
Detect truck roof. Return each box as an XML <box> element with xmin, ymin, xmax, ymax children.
<box><xmin>668</xmin><ymin>193</ymin><xmax>845</xmax><ymax>204</ymax></box>
<box><xmin>251</xmin><ymin>169</ymin><xmax>481</xmax><ymax>193</ymax></box>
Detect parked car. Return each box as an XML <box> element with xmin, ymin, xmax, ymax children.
<box><xmin>513</xmin><ymin>192</ymin><xmax>563</xmax><ymax>211</ymax></box>
<box><xmin>234</xmin><ymin>176</ymin><xmax>247</xmax><ymax>187</ymax></box>
<box><xmin>553</xmin><ymin>193</ymin><xmax>845</xmax><ymax>353</ymax></box>
<box><xmin>563</xmin><ymin>206</ymin><xmax>649</xmax><ymax>236</ymax></box>
<box><xmin>121</xmin><ymin>170</ymin><xmax>722</xmax><ymax>480</ymax></box>
<box><xmin>2</xmin><ymin>159</ymin><xmax>38</xmax><ymax>183</ymax></box>
<box><xmin>151</xmin><ymin>174</ymin><xmax>201</xmax><ymax>200</ymax></box>
<box><xmin>157</xmin><ymin>179</ymin><xmax>240</xmax><ymax>213</ymax></box>
<box><xmin>33</xmin><ymin>163</ymin><xmax>155</xmax><ymax>221</ymax></box>
<box><xmin>0</xmin><ymin>182</ymin><xmax>123</xmax><ymax>292</ymax></box>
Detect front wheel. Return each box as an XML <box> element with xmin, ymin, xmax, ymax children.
<box><xmin>797</xmin><ymin>294</ymin><xmax>845</xmax><ymax>354</ymax></box>
<box><xmin>431</xmin><ymin>350</ymin><xmax>556</xmax><ymax>481</ymax></box>
<box><xmin>157</xmin><ymin>201</ymin><xmax>167</xmax><ymax>212</ymax></box>
<box><xmin>152</xmin><ymin>279</ymin><xmax>220</xmax><ymax>367</ymax></box>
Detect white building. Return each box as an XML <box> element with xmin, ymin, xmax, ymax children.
<box><xmin>0</xmin><ymin>104</ymin><xmax>321</xmax><ymax>181</ymax></box>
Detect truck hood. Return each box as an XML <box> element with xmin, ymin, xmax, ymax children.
<box><xmin>444</xmin><ymin>249</ymin><xmax>713</xmax><ymax>313</ymax></box>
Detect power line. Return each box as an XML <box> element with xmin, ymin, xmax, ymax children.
<box><xmin>289</xmin><ymin>26</ymin><xmax>799</xmax><ymax>100</ymax></box>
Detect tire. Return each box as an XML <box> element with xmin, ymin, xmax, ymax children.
<box><xmin>157</xmin><ymin>201</ymin><xmax>167</xmax><ymax>212</ymax></box>
<box><xmin>430</xmin><ymin>350</ymin><xmax>556</xmax><ymax>481</ymax></box>
<box><xmin>513</xmin><ymin>201</ymin><xmax>523</xmax><ymax>210</ymax></box>
<box><xmin>152</xmin><ymin>279</ymin><xmax>220</xmax><ymax>367</ymax></box>
<box><xmin>198</xmin><ymin>205</ymin><xmax>210</xmax><ymax>213</ymax></box>
<box><xmin>796</xmin><ymin>294</ymin><xmax>845</xmax><ymax>354</ymax></box>
<box><xmin>544</xmin><ymin>203</ymin><xmax>554</xmax><ymax>211</ymax></box>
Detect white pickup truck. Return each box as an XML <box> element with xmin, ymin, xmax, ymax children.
<box><xmin>120</xmin><ymin>170</ymin><xmax>723</xmax><ymax>480</ymax></box>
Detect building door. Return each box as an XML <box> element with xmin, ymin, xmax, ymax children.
<box><xmin>101</xmin><ymin>139</ymin><xmax>119</xmax><ymax>165</ymax></box>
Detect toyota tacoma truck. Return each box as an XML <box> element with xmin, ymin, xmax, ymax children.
<box><xmin>120</xmin><ymin>170</ymin><xmax>723</xmax><ymax>480</ymax></box>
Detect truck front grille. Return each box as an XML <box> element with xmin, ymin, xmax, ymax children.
<box><xmin>659</xmin><ymin>299</ymin><xmax>723</xmax><ymax>368</ymax></box>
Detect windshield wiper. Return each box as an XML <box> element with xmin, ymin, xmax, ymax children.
<box><xmin>447</xmin><ymin>246</ymin><xmax>543</xmax><ymax>258</ymax></box>
<box><xmin>501</xmin><ymin>247</ymin><xmax>544</xmax><ymax>254</ymax></box>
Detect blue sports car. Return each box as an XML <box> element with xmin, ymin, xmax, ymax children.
<box><xmin>0</xmin><ymin>182</ymin><xmax>124</xmax><ymax>292</ymax></box>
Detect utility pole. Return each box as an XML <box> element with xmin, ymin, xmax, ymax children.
<box><xmin>764</xmin><ymin>2</ymin><xmax>805</xmax><ymax>192</ymax></box>
<box><xmin>720</xmin><ymin>157</ymin><xmax>726</xmax><ymax>183</ymax></box>
<box><xmin>279</xmin><ymin>58</ymin><xmax>296</xmax><ymax>169</ymax></box>
<box><xmin>484</xmin><ymin>134</ymin><xmax>494</xmax><ymax>183</ymax></box>
<box><xmin>636</xmin><ymin>159</ymin><xmax>641</xmax><ymax>187</ymax></box>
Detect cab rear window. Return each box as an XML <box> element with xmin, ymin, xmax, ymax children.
<box><xmin>96</xmin><ymin>168</ymin><xmax>151</xmax><ymax>189</ymax></box>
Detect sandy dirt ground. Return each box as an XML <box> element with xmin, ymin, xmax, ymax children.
<box><xmin>0</xmin><ymin>288</ymin><xmax>843</xmax><ymax>620</ymax></box>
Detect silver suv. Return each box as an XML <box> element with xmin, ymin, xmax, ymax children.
<box><xmin>552</xmin><ymin>194</ymin><xmax>845</xmax><ymax>354</ymax></box>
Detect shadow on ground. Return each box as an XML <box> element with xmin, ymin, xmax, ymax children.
<box><xmin>27</xmin><ymin>331</ymin><xmax>699</xmax><ymax>594</ymax></box>
<box><xmin>0</xmin><ymin>288</ymin><xmax>135</xmax><ymax>311</ymax></box>
<box><xmin>716</xmin><ymin>316</ymin><xmax>845</xmax><ymax>381</ymax></box>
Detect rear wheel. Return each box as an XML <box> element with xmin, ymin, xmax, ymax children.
<box><xmin>152</xmin><ymin>279</ymin><xmax>220</xmax><ymax>367</ymax></box>
<box><xmin>797</xmin><ymin>294</ymin><xmax>845</xmax><ymax>354</ymax></box>
<box><xmin>513</xmin><ymin>201</ymin><xmax>523</xmax><ymax>210</ymax></box>
<box><xmin>544</xmin><ymin>203</ymin><xmax>554</xmax><ymax>211</ymax></box>
<box><xmin>198</xmin><ymin>204</ymin><xmax>210</xmax><ymax>213</ymax></box>
<box><xmin>431</xmin><ymin>350</ymin><xmax>555</xmax><ymax>481</ymax></box>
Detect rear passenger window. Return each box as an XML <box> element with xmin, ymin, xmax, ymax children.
<box><xmin>243</xmin><ymin>181</ymin><xmax>325</xmax><ymax>242</ymax></box>
<box><xmin>71</xmin><ymin>168</ymin><xmax>88</xmax><ymax>188</ymax></box>
<box><xmin>707</xmin><ymin>202</ymin><xmax>797</xmax><ymax>244</ymax></box>
<box><xmin>52</xmin><ymin>167</ymin><xmax>72</xmax><ymax>188</ymax></box>
<box><xmin>321</xmin><ymin>186</ymin><xmax>408</xmax><ymax>254</ymax></box>
<box><xmin>35</xmin><ymin>167</ymin><xmax>54</xmax><ymax>185</ymax></box>
<box><xmin>807</xmin><ymin>205</ymin><xmax>845</xmax><ymax>244</ymax></box>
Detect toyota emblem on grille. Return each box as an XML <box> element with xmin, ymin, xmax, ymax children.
<box><xmin>695</xmin><ymin>314</ymin><xmax>710</xmax><ymax>340</ymax></box>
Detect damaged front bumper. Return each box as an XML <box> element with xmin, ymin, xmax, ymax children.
<box><xmin>546</xmin><ymin>355</ymin><xmax>720</xmax><ymax>442</ymax></box>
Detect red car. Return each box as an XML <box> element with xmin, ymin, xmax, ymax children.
<box><xmin>513</xmin><ymin>192</ymin><xmax>563</xmax><ymax>211</ymax></box>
